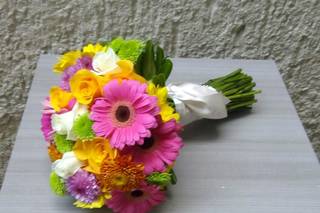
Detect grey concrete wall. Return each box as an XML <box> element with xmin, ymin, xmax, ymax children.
<box><xmin>0</xmin><ymin>0</ymin><xmax>319</xmax><ymax>187</ymax></box>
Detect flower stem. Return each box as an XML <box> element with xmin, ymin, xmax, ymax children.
<box><xmin>204</xmin><ymin>69</ymin><xmax>261</xmax><ymax>112</ymax></box>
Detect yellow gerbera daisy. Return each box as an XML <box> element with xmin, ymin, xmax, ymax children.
<box><xmin>53</xmin><ymin>50</ymin><xmax>81</xmax><ymax>73</ymax></box>
<box><xmin>82</xmin><ymin>43</ymin><xmax>107</xmax><ymax>57</ymax></box>
<box><xmin>147</xmin><ymin>83</ymin><xmax>180</xmax><ymax>122</ymax></box>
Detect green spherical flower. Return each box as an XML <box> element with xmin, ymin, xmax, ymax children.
<box><xmin>110</xmin><ymin>37</ymin><xmax>125</xmax><ymax>52</ymax></box>
<box><xmin>54</xmin><ymin>134</ymin><xmax>75</xmax><ymax>153</ymax></box>
<box><xmin>72</xmin><ymin>113</ymin><xmax>95</xmax><ymax>140</ymax></box>
<box><xmin>110</xmin><ymin>37</ymin><xmax>144</xmax><ymax>63</ymax></box>
<box><xmin>117</xmin><ymin>39</ymin><xmax>144</xmax><ymax>62</ymax></box>
<box><xmin>146</xmin><ymin>172</ymin><xmax>172</xmax><ymax>187</ymax></box>
<box><xmin>49</xmin><ymin>172</ymin><xmax>66</xmax><ymax>196</ymax></box>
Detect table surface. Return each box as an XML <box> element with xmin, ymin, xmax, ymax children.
<box><xmin>1</xmin><ymin>55</ymin><xmax>320</xmax><ymax>213</ymax></box>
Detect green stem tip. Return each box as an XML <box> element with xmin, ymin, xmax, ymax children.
<box><xmin>204</xmin><ymin>69</ymin><xmax>261</xmax><ymax>112</ymax></box>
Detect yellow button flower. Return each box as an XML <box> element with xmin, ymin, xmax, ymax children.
<box><xmin>82</xmin><ymin>43</ymin><xmax>107</xmax><ymax>57</ymax></box>
<box><xmin>73</xmin><ymin>138</ymin><xmax>117</xmax><ymax>174</ymax></box>
<box><xmin>70</xmin><ymin>69</ymin><xmax>106</xmax><ymax>105</ymax></box>
<box><xmin>53</xmin><ymin>50</ymin><xmax>81</xmax><ymax>73</ymax></box>
<box><xmin>49</xmin><ymin>86</ymin><xmax>73</xmax><ymax>112</ymax></box>
<box><xmin>147</xmin><ymin>83</ymin><xmax>180</xmax><ymax>122</ymax></box>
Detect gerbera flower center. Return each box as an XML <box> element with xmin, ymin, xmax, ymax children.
<box><xmin>112</xmin><ymin>174</ymin><xmax>128</xmax><ymax>187</ymax></box>
<box><xmin>116</xmin><ymin>106</ymin><xmax>131</xmax><ymax>122</ymax></box>
<box><xmin>130</xmin><ymin>189</ymin><xmax>144</xmax><ymax>197</ymax></box>
<box><xmin>139</xmin><ymin>137</ymin><xmax>155</xmax><ymax>149</ymax></box>
<box><xmin>110</xmin><ymin>101</ymin><xmax>136</xmax><ymax>127</ymax></box>
<box><xmin>100</xmin><ymin>155</ymin><xmax>145</xmax><ymax>191</ymax></box>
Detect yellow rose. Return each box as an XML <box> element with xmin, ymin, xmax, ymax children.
<box><xmin>73</xmin><ymin>138</ymin><xmax>117</xmax><ymax>174</ymax></box>
<box><xmin>49</xmin><ymin>86</ymin><xmax>73</xmax><ymax>112</ymax></box>
<box><xmin>70</xmin><ymin>69</ymin><xmax>106</xmax><ymax>105</ymax></box>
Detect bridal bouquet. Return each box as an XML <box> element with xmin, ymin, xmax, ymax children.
<box><xmin>40</xmin><ymin>38</ymin><xmax>260</xmax><ymax>213</ymax></box>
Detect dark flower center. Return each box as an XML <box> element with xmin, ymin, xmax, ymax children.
<box><xmin>115</xmin><ymin>106</ymin><xmax>130</xmax><ymax>122</ymax></box>
<box><xmin>131</xmin><ymin>189</ymin><xmax>144</xmax><ymax>197</ymax></box>
<box><xmin>139</xmin><ymin>137</ymin><xmax>155</xmax><ymax>149</ymax></box>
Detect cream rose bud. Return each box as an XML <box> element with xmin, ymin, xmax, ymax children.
<box><xmin>92</xmin><ymin>48</ymin><xmax>120</xmax><ymax>75</ymax></box>
<box><xmin>52</xmin><ymin>152</ymin><xmax>83</xmax><ymax>179</ymax></box>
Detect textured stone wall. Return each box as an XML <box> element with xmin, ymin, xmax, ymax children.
<box><xmin>0</xmin><ymin>0</ymin><xmax>319</xmax><ymax>187</ymax></box>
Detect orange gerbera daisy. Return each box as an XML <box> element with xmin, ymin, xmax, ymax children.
<box><xmin>99</xmin><ymin>155</ymin><xmax>145</xmax><ymax>192</ymax></box>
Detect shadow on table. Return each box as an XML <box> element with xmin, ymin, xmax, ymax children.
<box><xmin>181</xmin><ymin>109</ymin><xmax>252</xmax><ymax>143</ymax></box>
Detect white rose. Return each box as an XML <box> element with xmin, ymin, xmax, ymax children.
<box><xmin>52</xmin><ymin>152</ymin><xmax>83</xmax><ymax>179</ymax></box>
<box><xmin>51</xmin><ymin>102</ymin><xmax>88</xmax><ymax>140</ymax></box>
<box><xmin>92</xmin><ymin>48</ymin><xmax>119</xmax><ymax>75</ymax></box>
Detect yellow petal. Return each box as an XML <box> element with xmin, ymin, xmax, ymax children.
<box><xmin>73</xmin><ymin>196</ymin><xmax>105</xmax><ymax>209</ymax></box>
<box><xmin>117</xmin><ymin>59</ymin><xmax>134</xmax><ymax>72</ymax></box>
<box><xmin>82</xmin><ymin>43</ymin><xmax>107</xmax><ymax>57</ymax></box>
<box><xmin>49</xmin><ymin>86</ymin><xmax>73</xmax><ymax>112</ymax></box>
<box><xmin>73</xmin><ymin>138</ymin><xmax>116</xmax><ymax>174</ymax></box>
<box><xmin>70</xmin><ymin>69</ymin><xmax>101</xmax><ymax>105</ymax></box>
<box><xmin>103</xmin><ymin>192</ymin><xmax>112</xmax><ymax>200</ymax></box>
<box><xmin>147</xmin><ymin>83</ymin><xmax>180</xmax><ymax>122</ymax></box>
<box><xmin>53</xmin><ymin>50</ymin><xmax>81</xmax><ymax>73</ymax></box>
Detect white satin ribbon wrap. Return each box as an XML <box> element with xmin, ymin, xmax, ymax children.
<box><xmin>167</xmin><ymin>83</ymin><xmax>230</xmax><ymax>125</ymax></box>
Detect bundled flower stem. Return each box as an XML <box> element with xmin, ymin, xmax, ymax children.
<box><xmin>204</xmin><ymin>69</ymin><xmax>261</xmax><ymax>112</ymax></box>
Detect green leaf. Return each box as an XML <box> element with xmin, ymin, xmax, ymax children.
<box><xmin>132</xmin><ymin>40</ymin><xmax>173</xmax><ymax>83</ymax></box>
<box><xmin>134</xmin><ymin>53</ymin><xmax>143</xmax><ymax>76</ymax></box>
<box><xmin>161</xmin><ymin>58</ymin><xmax>173</xmax><ymax>80</ymax></box>
<box><xmin>167</xmin><ymin>97</ymin><xmax>176</xmax><ymax>110</ymax></box>
<box><xmin>169</xmin><ymin>169</ymin><xmax>177</xmax><ymax>185</ymax></box>
<box><xmin>142</xmin><ymin>40</ymin><xmax>157</xmax><ymax>80</ymax></box>
<box><xmin>155</xmin><ymin>45</ymin><xmax>164</xmax><ymax>74</ymax></box>
<box><xmin>152</xmin><ymin>73</ymin><xmax>166</xmax><ymax>87</ymax></box>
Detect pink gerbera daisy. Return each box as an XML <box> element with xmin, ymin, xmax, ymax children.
<box><xmin>122</xmin><ymin>118</ymin><xmax>183</xmax><ymax>174</ymax></box>
<box><xmin>106</xmin><ymin>182</ymin><xmax>165</xmax><ymax>213</ymax></box>
<box><xmin>90</xmin><ymin>80</ymin><xmax>159</xmax><ymax>149</ymax></box>
<box><xmin>41</xmin><ymin>97</ymin><xmax>76</xmax><ymax>142</ymax></box>
<box><xmin>40</xmin><ymin>98</ymin><xmax>55</xmax><ymax>142</ymax></box>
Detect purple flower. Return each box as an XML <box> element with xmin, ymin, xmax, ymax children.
<box><xmin>60</xmin><ymin>56</ymin><xmax>93</xmax><ymax>91</ymax></box>
<box><xmin>66</xmin><ymin>169</ymin><xmax>101</xmax><ymax>203</ymax></box>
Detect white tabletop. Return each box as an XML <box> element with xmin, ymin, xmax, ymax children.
<box><xmin>0</xmin><ymin>55</ymin><xmax>320</xmax><ymax>213</ymax></box>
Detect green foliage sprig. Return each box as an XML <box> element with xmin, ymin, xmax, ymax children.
<box><xmin>135</xmin><ymin>40</ymin><xmax>173</xmax><ymax>86</ymax></box>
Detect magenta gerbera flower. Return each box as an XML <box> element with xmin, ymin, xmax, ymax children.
<box><xmin>40</xmin><ymin>98</ymin><xmax>55</xmax><ymax>142</ymax></box>
<box><xmin>90</xmin><ymin>79</ymin><xmax>159</xmax><ymax>149</ymax></box>
<box><xmin>106</xmin><ymin>182</ymin><xmax>165</xmax><ymax>213</ymax></box>
<box><xmin>123</xmin><ymin>118</ymin><xmax>183</xmax><ymax>174</ymax></box>
<box><xmin>66</xmin><ymin>169</ymin><xmax>101</xmax><ymax>204</ymax></box>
